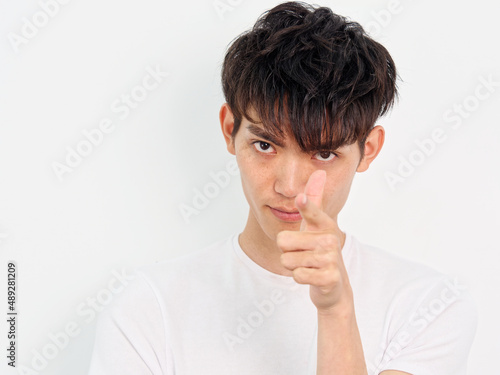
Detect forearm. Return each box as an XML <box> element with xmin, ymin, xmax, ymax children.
<box><xmin>316</xmin><ymin>303</ymin><xmax>367</xmax><ymax>375</ymax></box>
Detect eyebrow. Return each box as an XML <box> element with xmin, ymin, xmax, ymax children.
<box><xmin>246</xmin><ymin>124</ymin><xmax>285</xmax><ymax>147</ymax></box>
<box><xmin>246</xmin><ymin>123</ymin><xmax>341</xmax><ymax>151</ymax></box>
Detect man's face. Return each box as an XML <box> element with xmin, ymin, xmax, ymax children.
<box><xmin>220</xmin><ymin>104</ymin><xmax>382</xmax><ymax>242</ymax></box>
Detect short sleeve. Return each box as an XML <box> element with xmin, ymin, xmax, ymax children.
<box><xmin>88</xmin><ymin>270</ymin><xmax>172</xmax><ymax>375</ymax></box>
<box><xmin>376</xmin><ymin>277</ymin><xmax>478</xmax><ymax>375</ymax></box>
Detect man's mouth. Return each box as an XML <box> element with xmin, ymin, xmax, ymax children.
<box><xmin>268</xmin><ymin>206</ymin><xmax>302</xmax><ymax>222</ymax></box>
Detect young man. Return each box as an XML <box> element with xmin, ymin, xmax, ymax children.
<box><xmin>88</xmin><ymin>2</ymin><xmax>477</xmax><ymax>374</ymax></box>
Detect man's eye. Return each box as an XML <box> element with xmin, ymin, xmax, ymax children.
<box><xmin>253</xmin><ymin>141</ymin><xmax>275</xmax><ymax>153</ymax></box>
<box><xmin>314</xmin><ymin>151</ymin><xmax>336</xmax><ymax>162</ymax></box>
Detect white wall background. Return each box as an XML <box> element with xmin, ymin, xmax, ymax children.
<box><xmin>0</xmin><ymin>0</ymin><xmax>498</xmax><ymax>374</ymax></box>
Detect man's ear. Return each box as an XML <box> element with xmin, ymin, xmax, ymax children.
<box><xmin>357</xmin><ymin>125</ymin><xmax>385</xmax><ymax>172</ymax></box>
<box><xmin>219</xmin><ymin>103</ymin><xmax>236</xmax><ymax>155</ymax></box>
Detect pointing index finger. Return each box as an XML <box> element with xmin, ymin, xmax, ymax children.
<box><xmin>303</xmin><ymin>169</ymin><xmax>326</xmax><ymax>209</ymax></box>
<box><xmin>297</xmin><ymin>170</ymin><xmax>332</xmax><ymax>231</ymax></box>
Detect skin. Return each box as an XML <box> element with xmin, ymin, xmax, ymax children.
<box><xmin>220</xmin><ymin>103</ymin><xmax>410</xmax><ymax>375</ymax></box>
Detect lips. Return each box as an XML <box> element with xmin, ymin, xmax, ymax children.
<box><xmin>273</xmin><ymin>206</ymin><xmax>299</xmax><ymax>213</ymax></box>
<box><xmin>269</xmin><ymin>206</ymin><xmax>302</xmax><ymax>222</ymax></box>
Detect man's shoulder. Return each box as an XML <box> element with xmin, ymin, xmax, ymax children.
<box><xmin>349</xmin><ymin>234</ymin><xmax>444</xmax><ymax>282</ymax></box>
<box><xmin>348</xmin><ymin>234</ymin><xmax>476</xmax><ymax>330</ymax></box>
<box><xmin>347</xmin><ymin>234</ymin><xmax>460</xmax><ymax>306</ymax></box>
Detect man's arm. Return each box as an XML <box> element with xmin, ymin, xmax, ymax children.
<box><xmin>278</xmin><ymin>170</ymin><xmax>368</xmax><ymax>374</ymax></box>
<box><xmin>277</xmin><ymin>170</ymin><xmax>477</xmax><ymax>374</ymax></box>
<box><xmin>316</xmin><ymin>303</ymin><xmax>367</xmax><ymax>374</ymax></box>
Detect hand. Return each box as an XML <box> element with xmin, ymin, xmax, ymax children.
<box><xmin>277</xmin><ymin>170</ymin><xmax>353</xmax><ymax>313</ymax></box>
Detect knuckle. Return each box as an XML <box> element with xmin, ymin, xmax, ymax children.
<box><xmin>316</xmin><ymin>269</ymin><xmax>340</xmax><ymax>287</ymax></box>
<box><xmin>312</xmin><ymin>252</ymin><xmax>323</xmax><ymax>265</ymax></box>
<box><xmin>293</xmin><ymin>268</ymin><xmax>307</xmax><ymax>284</ymax></box>
<box><xmin>318</xmin><ymin>234</ymin><xmax>338</xmax><ymax>249</ymax></box>
<box><xmin>311</xmin><ymin>210</ymin><xmax>321</xmax><ymax>221</ymax></box>
<box><xmin>315</xmin><ymin>271</ymin><xmax>330</xmax><ymax>287</ymax></box>
<box><xmin>280</xmin><ymin>253</ymin><xmax>290</xmax><ymax>266</ymax></box>
<box><xmin>329</xmin><ymin>269</ymin><xmax>341</xmax><ymax>285</ymax></box>
<box><xmin>292</xmin><ymin>268</ymin><xmax>301</xmax><ymax>282</ymax></box>
<box><xmin>311</xmin><ymin>247</ymin><xmax>338</xmax><ymax>267</ymax></box>
<box><xmin>313</xmin><ymin>251</ymin><xmax>329</xmax><ymax>267</ymax></box>
<box><xmin>276</xmin><ymin>231</ymin><xmax>288</xmax><ymax>247</ymax></box>
<box><xmin>326</xmin><ymin>251</ymin><xmax>337</xmax><ymax>266</ymax></box>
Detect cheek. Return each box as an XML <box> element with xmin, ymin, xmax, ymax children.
<box><xmin>237</xmin><ymin>146</ymin><xmax>273</xmax><ymax>182</ymax></box>
<box><xmin>324</xmin><ymin>165</ymin><xmax>356</xmax><ymax>214</ymax></box>
<box><xmin>236</xmin><ymin>149</ymin><xmax>267</xmax><ymax>197</ymax></box>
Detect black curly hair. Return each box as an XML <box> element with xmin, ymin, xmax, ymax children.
<box><xmin>221</xmin><ymin>1</ymin><xmax>398</xmax><ymax>158</ymax></box>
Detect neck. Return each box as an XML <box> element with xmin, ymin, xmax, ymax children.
<box><xmin>238</xmin><ymin>209</ymin><xmax>346</xmax><ymax>277</ymax></box>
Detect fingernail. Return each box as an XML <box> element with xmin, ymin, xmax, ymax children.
<box><xmin>302</xmin><ymin>194</ymin><xmax>307</xmax><ymax>205</ymax></box>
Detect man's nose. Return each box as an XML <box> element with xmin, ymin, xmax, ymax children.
<box><xmin>274</xmin><ymin>157</ymin><xmax>309</xmax><ymax>198</ymax></box>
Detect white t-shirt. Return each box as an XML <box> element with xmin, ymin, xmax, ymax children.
<box><xmin>88</xmin><ymin>232</ymin><xmax>477</xmax><ymax>375</ymax></box>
